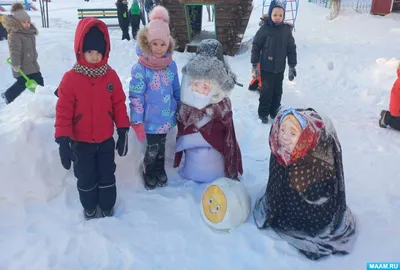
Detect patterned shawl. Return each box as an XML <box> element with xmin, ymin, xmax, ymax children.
<box><xmin>254</xmin><ymin>108</ymin><xmax>357</xmax><ymax>260</ymax></box>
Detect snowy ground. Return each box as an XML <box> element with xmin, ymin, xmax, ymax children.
<box><xmin>1</xmin><ymin>0</ymin><xmax>400</xmax><ymax>269</ymax></box>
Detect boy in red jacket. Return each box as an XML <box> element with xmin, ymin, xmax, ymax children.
<box><xmin>54</xmin><ymin>18</ymin><xmax>130</xmax><ymax>219</ymax></box>
<box><xmin>379</xmin><ymin>64</ymin><xmax>400</xmax><ymax>131</ymax></box>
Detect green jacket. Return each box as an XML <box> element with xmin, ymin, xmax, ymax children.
<box><xmin>130</xmin><ymin>3</ymin><xmax>140</xmax><ymax>15</ymax></box>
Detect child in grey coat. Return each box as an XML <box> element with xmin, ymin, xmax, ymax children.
<box><xmin>1</xmin><ymin>3</ymin><xmax>44</xmax><ymax>104</ymax></box>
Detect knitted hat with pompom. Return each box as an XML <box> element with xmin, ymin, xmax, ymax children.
<box><xmin>147</xmin><ymin>5</ymin><xmax>170</xmax><ymax>46</ymax></box>
<box><xmin>11</xmin><ymin>2</ymin><xmax>31</xmax><ymax>23</ymax></box>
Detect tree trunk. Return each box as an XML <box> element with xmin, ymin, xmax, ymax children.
<box><xmin>328</xmin><ymin>0</ymin><xmax>341</xmax><ymax>20</ymax></box>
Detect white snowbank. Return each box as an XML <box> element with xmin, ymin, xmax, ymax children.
<box><xmin>0</xmin><ymin>86</ymin><xmax>63</xmax><ymax>203</ymax></box>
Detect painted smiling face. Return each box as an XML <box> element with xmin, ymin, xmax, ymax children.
<box><xmin>201</xmin><ymin>185</ymin><xmax>227</xmax><ymax>224</ymax></box>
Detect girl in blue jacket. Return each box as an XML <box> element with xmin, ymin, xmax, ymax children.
<box><xmin>129</xmin><ymin>6</ymin><xmax>180</xmax><ymax>190</ymax></box>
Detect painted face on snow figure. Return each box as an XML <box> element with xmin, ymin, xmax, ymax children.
<box><xmin>202</xmin><ymin>185</ymin><xmax>227</xmax><ymax>224</ymax></box>
<box><xmin>187</xmin><ymin>78</ymin><xmax>213</xmax><ymax>108</ymax></box>
<box><xmin>190</xmin><ymin>79</ymin><xmax>212</xmax><ymax>95</ymax></box>
<box><xmin>278</xmin><ymin>114</ymin><xmax>302</xmax><ymax>154</ymax></box>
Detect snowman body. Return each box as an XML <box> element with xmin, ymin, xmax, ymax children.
<box><xmin>175</xmin><ymin>74</ymin><xmax>227</xmax><ymax>183</ymax></box>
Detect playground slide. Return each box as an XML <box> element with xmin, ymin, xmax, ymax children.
<box><xmin>0</xmin><ymin>0</ymin><xmax>37</xmax><ymax>11</ymax></box>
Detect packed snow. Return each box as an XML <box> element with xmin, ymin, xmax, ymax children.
<box><xmin>0</xmin><ymin>0</ymin><xmax>399</xmax><ymax>269</ymax></box>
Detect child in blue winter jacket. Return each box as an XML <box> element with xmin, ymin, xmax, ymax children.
<box><xmin>129</xmin><ymin>5</ymin><xmax>180</xmax><ymax>190</ymax></box>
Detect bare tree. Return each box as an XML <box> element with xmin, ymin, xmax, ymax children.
<box><xmin>206</xmin><ymin>5</ymin><xmax>213</xmax><ymax>22</ymax></box>
<box><xmin>328</xmin><ymin>0</ymin><xmax>341</xmax><ymax>20</ymax></box>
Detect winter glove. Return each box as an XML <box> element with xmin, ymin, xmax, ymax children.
<box><xmin>55</xmin><ymin>137</ymin><xmax>77</xmax><ymax>170</ymax></box>
<box><xmin>132</xmin><ymin>123</ymin><xmax>146</xmax><ymax>142</ymax></box>
<box><xmin>116</xmin><ymin>128</ymin><xmax>129</xmax><ymax>156</ymax></box>
<box><xmin>288</xmin><ymin>66</ymin><xmax>297</xmax><ymax>81</ymax></box>
<box><xmin>12</xmin><ymin>65</ymin><xmax>20</xmax><ymax>72</ymax></box>
<box><xmin>251</xmin><ymin>64</ymin><xmax>259</xmax><ymax>79</ymax></box>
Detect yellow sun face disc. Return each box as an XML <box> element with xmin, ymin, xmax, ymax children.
<box><xmin>202</xmin><ymin>185</ymin><xmax>227</xmax><ymax>224</ymax></box>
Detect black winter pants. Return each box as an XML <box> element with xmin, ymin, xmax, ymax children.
<box><xmin>130</xmin><ymin>15</ymin><xmax>141</xmax><ymax>40</ymax></box>
<box><xmin>121</xmin><ymin>24</ymin><xmax>130</xmax><ymax>40</ymax></box>
<box><xmin>4</xmin><ymin>72</ymin><xmax>44</xmax><ymax>104</ymax></box>
<box><xmin>144</xmin><ymin>134</ymin><xmax>166</xmax><ymax>172</ymax></box>
<box><xmin>72</xmin><ymin>137</ymin><xmax>117</xmax><ymax>211</ymax></box>
<box><xmin>118</xmin><ymin>17</ymin><xmax>130</xmax><ymax>40</ymax></box>
<box><xmin>258</xmin><ymin>71</ymin><xmax>284</xmax><ymax>118</ymax></box>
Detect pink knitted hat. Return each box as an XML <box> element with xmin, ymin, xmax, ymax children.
<box><xmin>147</xmin><ymin>6</ymin><xmax>170</xmax><ymax>46</ymax></box>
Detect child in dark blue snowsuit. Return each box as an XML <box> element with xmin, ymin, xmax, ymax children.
<box><xmin>251</xmin><ymin>0</ymin><xmax>297</xmax><ymax>124</ymax></box>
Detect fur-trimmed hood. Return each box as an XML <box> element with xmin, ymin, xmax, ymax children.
<box><xmin>182</xmin><ymin>54</ymin><xmax>237</xmax><ymax>92</ymax></box>
<box><xmin>259</xmin><ymin>14</ymin><xmax>269</xmax><ymax>26</ymax></box>
<box><xmin>3</xmin><ymin>15</ymin><xmax>38</xmax><ymax>35</ymax></box>
<box><xmin>136</xmin><ymin>27</ymin><xmax>174</xmax><ymax>56</ymax></box>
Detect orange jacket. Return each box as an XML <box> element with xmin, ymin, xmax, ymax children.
<box><xmin>389</xmin><ymin>69</ymin><xmax>400</xmax><ymax>117</ymax></box>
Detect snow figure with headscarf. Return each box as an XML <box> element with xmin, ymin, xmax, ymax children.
<box><xmin>253</xmin><ymin>108</ymin><xmax>357</xmax><ymax>260</ymax></box>
<box><xmin>173</xmin><ymin>39</ymin><xmax>243</xmax><ymax>183</ymax></box>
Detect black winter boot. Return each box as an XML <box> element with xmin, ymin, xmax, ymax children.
<box><xmin>101</xmin><ymin>208</ymin><xmax>114</xmax><ymax>217</ymax></box>
<box><xmin>143</xmin><ymin>143</ymin><xmax>158</xmax><ymax>190</ymax></box>
<box><xmin>84</xmin><ymin>208</ymin><xmax>97</xmax><ymax>220</ymax></box>
<box><xmin>143</xmin><ymin>163</ymin><xmax>157</xmax><ymax>190</ymax></box>
<box><xmin>143</xmin><ymin>134</ymin><xmax>166</xmax><ymax>189</ymax></box>
<box><xmin>379</xmin><ymin>110</ymin><xmax>388</xmax><ymax>128</ymax></box>
<box><xmin>143</xmin><ymin>141</ymin><xmax>159</xmax><ymax>190</ymax></box>
<box><xmin>259</xmin><ymin>115</ymin><xmax>269</xmax><ymax>124</ymax></box>
<box><xmin>155</xmin><ymin>137</ymin><xmax>167</xmax><ymax>187</ymax></box>
<box><xmin>155</xmin><ymin>155</ymin><xmax>168</xmax><ymax>187</ymax></box>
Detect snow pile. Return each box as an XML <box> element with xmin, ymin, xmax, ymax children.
<box><xmin>0</xmin><ymin>86</ymin><xmax>64</xmax><ymax>204</ymax></box>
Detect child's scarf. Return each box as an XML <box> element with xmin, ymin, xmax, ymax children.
<box><xmin>138</xmin><ymin>54</ymin><xmax>172</xmax><ymax>70</ymax></box>
<box><xmin>73</xmin><ymin>63</ymin><xmax>109</xmax><ymax>77</ymax></box>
